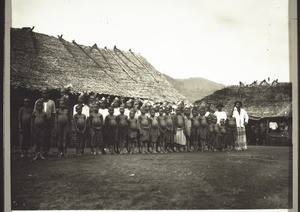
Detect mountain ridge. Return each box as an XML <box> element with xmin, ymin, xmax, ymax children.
<box><xmin>162</xmin><ymin>74</ymin><xmax>225</xmax><ymax>102</ymax></box>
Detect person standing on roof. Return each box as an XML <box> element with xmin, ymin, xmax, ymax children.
<box><xmin>232</xmin><ymin>101</ymin><xmax>249</xmax><ymax>151</ymax></box>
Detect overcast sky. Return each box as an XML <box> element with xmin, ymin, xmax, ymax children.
<box><xmin>11</xmin><ymin>0</ymin><xmax>290</xmax><ymax>85</ymax></box>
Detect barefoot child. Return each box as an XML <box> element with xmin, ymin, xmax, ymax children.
<box><xmin>56</xmin><ymin>98</ymin><xmax>70</xmax><ymax>157</ymax></box>
<box><xmin>74</xmin><ymin>105</ymin><xmax>87</xmax><ymax>155</ymax></box>
<box><xmin>212</xmin><ymin>115</ymin><xmax>220</xmax><ymax>151</ymax></box>
<box><xmin>164</xmin><ymin>107</ymin><xmax>174</xmax><ymax>152</ymax></box>
<box><xmin>31</xmin><ymin>100</ymin><xmax>47</xmax><ymax>160</ymax></box>
<box><xmin>191</xmin><ymin>107</ymin><xmax>200</xmax><ymax>152</ymax></box>
<box><xmin>157</xmin><ymin>107</ymin><xmax>167</xmax><ymax>153</ymax></box>
<box><xmin>219</xmin><ymin>118</ymin><xmax>227</xmax><ymax>151</ymax></box>
<box><xmin>183</xmin><ymin>107</ymin><xmax>192</xmax><ymax>152</ymax></box>
<box><xmin>149</xmin><ymin>108</ymin><xmax>159</xmax><ymax>153</ymax></box>
<box><xmin>199</xmin><ymin>107</ymin><xmax>208</xmax><ymax>152</ymax></box>
<box><xmin>173</xmin><ymin>107</ymin><xmax>186</xmax><ymax>152</ymax></box>
<box><xmin>89</xmin><ymin>104</ymin><xmax>104</xmax><ymax>155</ymax></box>
<box><xmin>226</xmin><ymin>110</ymin><xmax>237</xmax><ymax>150</ymax></box>
<box><xmin>117</xmin><ymin>106</ymin><xmax>128</xmax><ymax>154</ymax></box>
<box><xmin>127</xmin><ymin>109</ymin><xmax>138</xmax><ymax>153</ymax></box>
<box><xmin>137</xmin><ymin>107</ymin><xmax>151</xmax><ymax>154</ymax></box>
<box><xmin>18</xmin><ymin>98</ymin><xmax>33</xmax><ymax>157</ymax></box>
<box><xmin>207</xmin><ymin>114</ymin><xmax>214</xmax><ymax>151</ymax></box>
<box><xmin>104</xmin><ymin>107</ymin><xmax>118</xmax><ymax>154</ymax></box>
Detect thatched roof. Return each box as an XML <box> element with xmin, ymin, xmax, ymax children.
<box><xmin>10</xmin><ymin>27</ymin><xmax>186</xmax><ymax>102</ymax></box>
<box><xmin>194</xmin><ymin>83</ymin><xmax>292</xmax><ymax>119</ymax></box>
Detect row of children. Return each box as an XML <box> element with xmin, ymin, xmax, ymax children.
<box><xmin>18</xmin><ymin>90</ymin><xmax>248</xmax><ymax>161</ymax></box>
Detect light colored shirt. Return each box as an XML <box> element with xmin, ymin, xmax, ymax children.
<box><xmin>134</xmin><ymin>110</ymin><xmax>141</xmax><ymax>119</ymax></box>
<box><xmin>124</xmin><ymin>108</ymin><xmax>131</xmax><ymax>117</ymax></box>
<box><xmin>114</xmin><ymin>108</ymin><xmax>120</xmax><ymax>116</ymax></box>
<box><xmin>232</xmin><ymin>107</ymin><xmax>249</xmax><ymax>128</ymax></box>
<box><xmin>98</xmin><ymin>108</ymin><xmax>109</xmax><ymax>120</ymax></box>
<box><xmin>73</xmin><ymin>104</ymin><xmax>90</xmax><ymax>117</ymax></box>
<box><xmin>269</xmin><ymin>122</ymin><xmax>278</xmax><ymax>130</ymax></box>
<box><xmin>214</xmin><ymin>111</ymin><xmax>227</xmax><ymax>124</ymax></box>
<box><xmin>34</xmin><ymin>99</ymin><xmax>56</xmax><ymax>119</ymax></box>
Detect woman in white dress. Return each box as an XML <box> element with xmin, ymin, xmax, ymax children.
<box><xmin>232</xmin><ymin>101</ymin><xmax>249</xmax><ymax>150</ymax></box>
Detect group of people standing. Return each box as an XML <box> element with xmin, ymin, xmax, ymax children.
<box><xmin>18</xmin><ymin>88</ymin><xmax>249</xmax><ymax>161</ymax></box>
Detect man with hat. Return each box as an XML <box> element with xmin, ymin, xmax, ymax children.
<box><xmin>204</xmin><ymin>101</ymin><xmax>215</xmax><ymax>117</ymax></box>
<box><xmin>214</xmin><ymin>103</ymin><xmax>227</xmax><ymax>124</ymax></box>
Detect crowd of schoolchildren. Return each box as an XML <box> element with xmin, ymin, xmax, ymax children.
<box><xmin>18</xmin><ymin>88</ymin><xmax>249</xmax><ymax>161</ymax></box>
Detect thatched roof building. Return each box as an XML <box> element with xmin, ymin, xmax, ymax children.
<box><xmin>194</xmin><ymin>83</ymin><xmax>292</xmax><ymax>120</ymax></box>
<box><xmin>11</xmin><ymin>27</ymin><xmax>186</xmax><ymax>102</ymax></box>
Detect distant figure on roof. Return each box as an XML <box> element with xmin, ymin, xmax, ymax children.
<box><xmin>22</xmin><ymin>26</ymin><xmax>34</xmax><ymax>31</ymax></box>
<box><xmin>271</xmin><ymin>79</ymin><xmax>279</xmax><ymax>86</ymax></box>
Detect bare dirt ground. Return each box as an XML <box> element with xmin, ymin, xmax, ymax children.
<box><xmin>11</xmin><ymin>146</ymin><xmax>292</xmax><ymax>210</ymax></box>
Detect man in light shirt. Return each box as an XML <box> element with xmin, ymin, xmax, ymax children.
<box><xmin>73</xmin><ymin>94</ymin><xmax>90</xmax><ymax>118</ymax></box>
<box><xmin>214</xmin><ymin>103</ymin><xmax>227</xmax><ymax>124</ymax></box>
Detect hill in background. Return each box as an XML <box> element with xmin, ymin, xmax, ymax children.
<box><xmin>194</xmin><ymin>83</ymin><xmax>292</xmax><ymax>118</ymax></box>
<box><xmin>163</xmin><ymin>74</ymin><xmax>225</xmax><ymax>102</ymax></box>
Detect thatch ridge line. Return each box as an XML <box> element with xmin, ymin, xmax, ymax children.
<box><xmin>94</xmin><ymin>45</ymin><xmax>114</xmax><ymax>72</ymax></box>
<box><xmin>73</xmin><ymin>40</ymin><xmax>106</xmax><ymax>69</ymax></box>
<box><xmin>113</xmin><ymin>47</ymin><xmax>141</xmax><ymax>78</ymax></box>
<box><xmin>29</xmin><ymin>30</ymin><xmax>39</xmax><ymax>55</ymax></box>
<box><xmin>114</xmin><ymin>47</ymin><xmax>142</xmax><ymax>69</ymax></box>
<box><xmin>129</xmin><ymin>50</ymin><xmax>159</xmax><ymax>83</ymax></box>
<box><xmin>57</xmin><ymin>36</ymin><xmax>81</xmax><ymax>64</ymax></box>
<box><xmin>72</xmin><ymin>41</ymin><xmax>129</xmax><ymax>96</ymax></box>
<box><xmin>104</xmin><ymin>47</ymin><xmax>137</xmax><ymax>82</ymax></box>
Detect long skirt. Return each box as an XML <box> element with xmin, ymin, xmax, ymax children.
<box><xmin>164</xmin><ymin>129</ymin><xmax>173</xmax><ymax>144</ymax></box>
<box><xmin>140</xmin><ymin>127</ymin><xmax>150</xmax><ymax>143</ymax></box>
<box><xmin>236</xmin><ymin>127</ymin><xmax>247</xmax><ymax>150</ymax></box>
<box><xmin>191</xmin><ymin>128</ymin><xmax>200</xmax><ymax>141</ymax></box>
<box><xmin>150</xmin><ymin>127</ymin><xmax>159</xmax><ymax>143</ymax></box>
<box><xmin>174</xmin><ymin>128</ymin><xmax>186</xmax><ymax>145</ymax></box>
<box><xmin>199</xmin><ymin>127</ymin><xmax>207</xmax><ymax>140</ymax></box>
<box><xmin>90</xmin><ymin>128</ymin><xmax>103</xmax><ymax>147</ymax></box>
<box><xmin>227</xmin><ymin>129</ymin><xmax>236</xmax><ymax>147</ymax></box>
<box><xmin>106</xmin><ymin>128</ymin><xmax>117</xmax><ymax>146</ymax></box>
